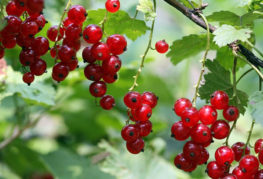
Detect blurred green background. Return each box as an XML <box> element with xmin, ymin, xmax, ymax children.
<box><xmin>0</xmin><ymin>0</ymin><xmax>263</xmax><ymax>178</ymax></box>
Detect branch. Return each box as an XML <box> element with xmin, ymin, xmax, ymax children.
<box><xmin>163</xmin><ymin>0</ymin><xmax>263</xmax><ymax>68</ymax></box>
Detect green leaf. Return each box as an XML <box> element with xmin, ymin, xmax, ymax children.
<box><xmin>137</xmin><ymin>0</ymin><xmax>156</xmax><ymax>21</ymax></box>
<box><xmin>167</xmin><ymin>34</ymin><xmax>216</xmax><ymax>65</ymax></box>
<box><xmin>213</xmin><ymin>25</ymin><xmax>252</xmax><ymax>47</ymax></box>
<box><xmin>84</xmin><ymin>9</ymin><xmax>149</xmax><ymax>41</ymax></box>
<box><xmin>234</xmin><ymin>0</ymin><xmax>252</xmax><ymax>7</ymax></box>
<box><xmin>41</xmin><ymin>148</ymin><xmax>115</xmax><ymax>179</ymax></box>
<box><xmin>199</xmin><ymin>60</ymin><xmax>248</xmax><ymax>114</ymax></box>
<box><xmin>248</xmin><ymin>91</ymin><xmax>263</xmax><ymax>125</ymax></box>
<box><xmin>178</xmin><ymin>0</ymin><xmax>199</xmax><ymax>8</ymax></box>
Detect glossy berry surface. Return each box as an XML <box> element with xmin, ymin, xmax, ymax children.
<box><xmin>206</xmin><ymin>161</ymin><xmax>226</xmax><ymax>179</ymax></box>
<box><xmin>32</xmin><ymin>37</ymin><xmax>49</xmax><ymax>56</ymax></box>
<box><xmin>173</xmin><ymin>98</ymin><xmax>192</xmax><ymax>116</ymax></box>
<box><xmin>124</xmin><ymin>92</ymin><xmax>141</xmax><ymax>109</ymax></box>
<box><xmin>215</xmin><ymin>146</ymin><xmax>235</xmax><ymax>166</ymax></box>
<box><xmin>232</xmin><ymin>166</ymin><xmax>249</xmax><ymax>179</ymax></box>
<box><xmin>126</xmin><ymin>138</ymin><xmax>144</xmax><ymax>154</ymax></box>
<box><xmin>6</xmin><ymin>1</ymin><xmax>23</xmax><ymax>17</ymax></box>
<box><xmin>231</xmin><ymin>142</ymin><xmax>250</xmax><ymax>161</ymax></box>
<box><xmin>83</xmin><ymin>25</ymin><xmax>103</xmax><ymax>44</ymax></box>
<box><xmin>91</xmin><ymin>42</ymin><xmax>110</xmax><ymax>60</ymax></box>
<box><xmin>181</xmin><ymin>107</ymin><xmax>199</xmax><ymax>127</ymax></box>
<box><xmin>84</xmin><ymin>64</ymin><xmax>103</xmax><ymax>81</ymax></box>
<box><xmin>255</xmin><ymin>170</ymin><xmax>263</xmax><ymax>179</ymax></box>
<box><xmin>47</xmin><ymin>25</ymin><xmax>64</xmax><ymax>42</ymax></box>
<box><xmin>136</xmin><ymin>120</ymin><xmax>152</xmax><ymax>137</ymax></box>
<box><xmin>210</xmin><ymin>90</ymin><xmax>229</xmax><ymax>110</ymax></box>
<box><xmin>102</xmin><ymin>73</ymin><xmax>118</xmax><ymax>83</ymax></box>
<box><xmin>171</xmin><ymin>121</ymin><xmax>190</xmax><ymax>141</ymax></box>
<box><xmin>65</xmin><ymin>23</ymin><xmax>82</xmax><ymax>40</ymax></box>
<box><xmin>183</xmin><ymin>141</ymin><xmax>202</xmax><ymax>162</ymax></box>
<box><xmin>52</xmin><ymin>63</ymin><xmax>69</xmax><ymax>82</ymax></box>
<box><xmin>19</xmin><ymin>49</ymin><xmax>35</xmax><ymax>66</ymax></box>
<box><xmin>222</xmin><ymin>174</ymin><xmax>237</xmax><ymax>179</ymax></box>
<box><xmin>27</xmin><ymin>0</ymin><xmax>44</xmax><ymax>14</ymax></box>
<box><xmin>199</xmin><ymin>105</ymin><xmax>217</xmax><ymax>125</ymax></box>
<box><xmin>223</xmin><ymin>106</ymin><xmax>239</xmax><ymax>121</ymax></box>
<box><xmin>82</xmin><ymin>46</ymin><xmax>96</xmax><ymax>63</ymax></box>
<box><xmin>174</xmin><ymin>153</ymin><xmax>193</xmax><ymax>171</ymax></box>
<box><xmin>155</xmin><ymin>40</ymin><xmax>169</xmax><ymax>54</ymax></box>
<box><xmin>239</xmin><ymin>155</ymin><xmax>259</xmax><ymax>175</ymax></box>
<box><xmin>58</xmin><ymin>45</ymin><xmax>76</xmax><ymax>63</ymax></box>
<box><xmin>135</xmin><ymin>104</ymin><xmax>152</xmax><ymax>122</ymax></box>
<box><xmin>105</xmin><ymin>0</ymin><xmax>120</xmax><ymax>13</ymax></box>
<box><xmin>106</xmin><ymin>34</ymin><xmax>127</xmax><ymax>55</ymax></box>
<box><xmin>23</xmin><ymin>72</ymin><xmax>35</xmax><ymax>85</ymax></box>
<box><xmin>258</xmin><ymin>149</ymin><xmax>263</xmax><ymax>165</ymax></box>
<box><xmin>210</xmin><ymin>120</ymin><xmax>230</xmax><ymax>139</ymax></box>
<box><xmin>67</xmin><ymin>5</ymin><xmax>87</xmax><ymax>25</ymax></box>
<box><xmin>100</xmin><ymin>95</ymin><xmax>115</xmax><ymax>110</ymax></box>
<box><xmin>198</xmin><ymin>147</ymin><xmax>209</xmax><ymax>165</ymax></box>
<box><xmin>255</xmin><ymin>139</ymin><xmax>263</xmax><ymax>153</ymax></box>
<box><xmin>141</xmin><ymin>92</ymin><xmax>158</xmax><ymax>109</ymax></box>
<box><xmin>121</xmin><ymin>124</ymin><xmax>139</xmax><ymax>142</ymax></box>
<box><xmin>190</xmin><ymin>123</ymin><xmax>212</xmax><ymax>144</ymax></box>
<box><xmin>89</xmin><ymin>81</ymin><xmax>107</xmax><ymax>97</ymax></box>
<box><xmin>30</xmin><ymin>59</ymin><xmax>47</xmax><ymax>76</ymax></box>
<box><xmin>102</xmin><ymin>56</ymin><xmax>122</xmax><ymax>74</ymax></box>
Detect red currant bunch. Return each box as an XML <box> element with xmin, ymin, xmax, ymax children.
<box><xmin>121</xmin><ymin>91</ymin><xmax>158</xmax><ymax>154</ymax></box>
<box><xmin>172</xmin><ymin>90</ymin><xmax>241</xmax><ymax>174</ymax></box>
<box><xmin>1</xmin><ymin>0</ymin><xmax>48</xmax><ymax>85</ymax></box>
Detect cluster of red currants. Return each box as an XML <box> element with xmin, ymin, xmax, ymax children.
<box><xmin>172</xmin><ymin>91</ymin><xmax>240</xmax><ymax>174</ymax></box>
<box><xmin>1</xmin><ymin>0</ymin><xmax>48</xmax><ymax>85</ymax></box>
<box><xmin>121</xmin><ymin>91</ymin><xmax>158</xmax><ymax>154</ymax></box>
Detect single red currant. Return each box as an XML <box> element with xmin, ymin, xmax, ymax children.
<box><xmin>239</xmin><ymin>155</ymin><xmax>259</xmax><ymax>175</ymax></box>
<box><xmin>135</xmin><ymin>104</ymin><xmax>152</xmax><ymax>122</ymax></box>
<box><xmin>91</xmin><ymin>42</ymin><xmax>110</xmax><ymax>60</ymax></box>
<box><xmin>171</xmin><ymin>121</ymin><xmax>190</xmax><ymax>141</ymax></box>
<box><xmin>198</xmin><ymin>147</ymin><xmax>209</xmax><ymax>165</ymax></box>
<box><xmin>16</xmin><ymin>33</ymin><xmax>34</xmax><ymax>48</ymax></box>
<box><xmin>20</xmin><ymin>21</ymin><xmax>39</xmax><ymax>37</ymax></box>
<box><xmin>124</xmin><ymin>92</ymin><xmax>141</xmax><ymax>109</ymax></box>
<box><xmin>63</xmin><ymin>17</ymin><xmax>73</xmax><ymax>28</ymax></box>
<box><xmin>173</xmin><ymin>98</ymin><xmax>192</xmax><ymax>116</ymax></box>
<box><xmin>67</xmin><ymin>5</ymin><xmax>87</xmax><ymax>25</ymax></box>
<box><xmin>181</xmin><ymin>107</ymin><xmax>199</xmax><ymax>127</ymax></box>
<box><xmin>174</xmin><ymin>153</ymin><xmax>193</xmax><ymax>171</ymax></box>
<box><xmin>105</xmin><ymin>0</ymin><xmax>120</xmax><ymax>13</ymax></box>
<box><xmin>210</xmin><ymin>91</ymin><xmax>229</xmax><ymax>110</ymax></box>
<box><xmin>215</xmin><ymin>146</ymin><xmax>235</xmax><ymax>166</ymax></box>
<box><xmin>206</xmin><ymin>161</ymin><xmax>226</xmax><ymax>179</ymax></box>
<box><xmin>102</xmin><ymin>56</ymin><xmax>122</xmax><ymax>74</ymax></box>
<box><xmin>100</xmin><ymin>95</ymin><xmax>115</xmax><ymax>110</ymax></box>
<box><xmin>155</xmin><ymin>40</ymin><xmax>169</xmax><ymax>53</ymax></box>
<box><xmin>19</xmin><ymin>49</ymin><xmax>35</xmax><ymax>66</ymax></box>
<box><xmin>65</xmin><ymin>23</ymin><xmax>82</xmax><ymax>40</ymax></box>
<box><xmin>232</xmin><ymin>166</ymin><xmax>250</xmax><ymax>179</ymax></box>
<box><xmin>58</xmin><ymin>45</ymin><xmax>76</xmax><ymax>63</ymax></box>
<box><xmin>63</xmin><ymin>38</ymin><xmax>81</xmax><ymax>51</ymax></box>
<box><xmin>5</xmin><ymin>15</ymin><xmax>22</xmax><ymax>34</ymax></box>
<box><xmin>255</xmin><ymin>139</ymin><xmax>263</xmax><ymax>153</ymax></box>
<box><xmin>47</xmin><ymin>25</ymin><xmax>65</xmax><ymax>42</ymax></box>
<box><xmin>64</xmin><ymin>60</ymin><xmax>78</xmax><ymax>71</ymax></box>
<box><xmin>126</xmin><ymin>138</ymin><xmax>144</xmax><ymax>154</ymax></box>
<box><xmin>141</xmin><ymin>92</ymin><xmax>158</xmax><ymax>109</ymax></box>
<box><xmin>89</xmin><ymin>81</ymin><xmax>107</xmax><ymax>97</ymax></box>
<box><xmin>84</xmin><ymin>64</ymin><xmax>103</xmax><ymax>81</ymax></box>
<box><xmin>14</xmin><ymin>0</ymin><xmax>27</xmax><ymax>11</ymax></box>
<box><xmin>2</xmin><ymin>36</ymin><xmax>16</xmax><ymax>49</ymax></box>
<box><xmin>183</xmin><ymin>141</ymin><xmax>202</xmax><ymax>163</ymax></box>
<box><xmin>23</xmin><ymin>72</ymin><xmax>34</xmax><ymax>85</ymax></box>
<box><xmin>106</xmin><ymin>34</ymin><xmax>127</xmax><ymax>55</ymax></box>
<box><xmin>102</xmin><ymin>73</ymin><xmax>118</xmax><ymax>83</ymax></box>
<box><xmin>83</xmin><ymin>25</ymin><xmax>103</xmax><ymax>44</ymax></box>
<box><xmin>199</xmin><ymin>105</ymin><xmax>217</xmax><ymax>125</ymax></box>
<box><xmin>210</xmin><ymin>120</ymin><xmax>230</xmax><ymax>140</ymax></box>
<box><xmin>231</xmin><ymin>142</ymin><xmax>250</xmax><ymax>162</ymax></box>
<box><xmin>223</xmin><ymin>106</ymin><xmax>239</xmax><ymax>121</ymax></box>
<box><xmin>52</xmin><ymin>63</ymin><xmax>70</xmax><ymax>82</ymax></box>
<box><xmin>190</xmin><ymin>123</ymin><xmax>212</xmax><ymax>144</ymax></box>
<box><xmin>135</xmin><ymin>120</ymin><xmax>152</xmax><ymax>137</ymax></box>
<box><xmin>27</xmin><ymin>0</ymin><xmax>44</xmax><ymax>14</ymax></box>
<box><xmin>30</xmin><ymin>59</ymin><xmax>47</xmax><ymax>76</ymax></box>
<box><xmin>121</xmin><ymin>124</ymin><xmax>140</xmax><ymax>142</ymax></box>
<box><xmin>50</xmin><ymin>45</ymin><xmax>60</xmax><ymax>58</ymax></box>
<box><xmin>6</xmin><ymin>1</ymin><xmax>24</xmax><ymax>17</ymax></box>
<box><xmin>82</xmin><ymin>46</ymin><xmax>96</xmax><ymax>63</ymax></box>
<box><xmin>32</xmin><ymin>37</ymin><xmax>49</xmax><ymax>56</ymax></box>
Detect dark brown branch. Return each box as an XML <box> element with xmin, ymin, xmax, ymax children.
<box><xmin>163</xmin><ymin>0</ymin><xmax>263</xmax><ymax>68</ymax></box>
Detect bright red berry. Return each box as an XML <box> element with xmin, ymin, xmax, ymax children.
<box><xmin>102</xmin><ymin>56</ymin><xmax>121</xmax><ymax>74</ymax></box>
<box><xmin>58</xmin><ymin>45</ymin><xmax>76</xmax><ymax>63</ymax></box>
<box><xmin>63</xmin><ymin>17</ymin><xmax>73</xmax><ymax>28</ymax></box>
<box><xmin>223</xmin><ymin>106</ymin><xmax>239</xmax><ymax>121</ymax></box>
<box><xmin>83</xmin><ymin>25</ymin><xmax>103</xmax><ymax>44</ymax></box>
<box><xmin>14</xmin><ymin>0</ymin><xmax>27</xmax><ymax>11</ymax></box>
<box><xmin>141</xmin><ymin>92</ymin><xmax>158</xmax><ymax>109</ymax></box>
<box><xmin>171</xmin><ymin>121</ymin><xmax>190</xmax><ymax>141</ymax></box>
<box><xmin>215</xmin><ymin>146</ymin><xmax>235</xmax><ymax>166</ymax></box>
<box><xmin>199</xmin><ymin>105</ymin><xmax>217</xmax><ymax>125</ymax></box>
<box><xmin>2</xmin><ymin>36</ymin><xmax>16</xmax><ymax>49</ymax></box>
<box><xmin>82</xmin><ymin>46</ymin><xmax>96</xmax><ymax>63</ymax></box>
<box><xmin>121</xmin><ymin>124</ymin><xmax>140</xmax><ymax>142</ymax></box>
<box><xmin>67</xmin><ymin>5</ymin><xmax>87</xmax><ymax>25</ymax></box>
<box><xmin>222</xmin><ymin>175</ymin><xmax>237</xmax><ymax>179</ymax></box>
<box><xmin>106</xmin><ymin>34</ymin><xmax>127</xmax><ymax>55</ymax></box>
<box><xmin>84</xmin><ymin>64</ymin><xmax>103</xmax><ymax>81</ymax></box>
<box><xmin>173</xmin><ymin>98</ymin><xmax>192</xmax><ymax>116</ymax></box>
<box><xmin>126</xmin><ymin>138</ymin><xmax>144</xmax><ymax>154</ymax></box>
<box><xmin>206</xmin><ymin>161</ymin><xmax>226</xmax><ymax>179</ymax></box>
<box><xmin>231</xmin><ymin>142</ymin><xmax>250</xmax><ymax>162</ymax></box>
<box><xmin>258</xmin><ymin>149</ymin><xmax>263</xmax><ymax>165</ymax></box>
<box><xmin>191</xmin><ymin>123</ymin><xmax>212</xmax><ymax>144</ymax></box>
<box><xmin>183</xmin><ymin>141</ymin><xmax>202</xmax><ymax>163</ymax></box>
<box><xmin>255</xmin><ymin>170</ymin><xmax>263</xmax><ymax>179</ymax></box>
<box><xmin>6</xmin><ymin>1</ymin><xmax>24</xmax><ymax>17</ymax></box>
<box><xmin>105</xmin><ymin>0</ymin><xmax>120</xmax><ymax>13</ymax></box>
<box><xmin>64</xmin><ymin>60</ymin><xmax>78</xmax><ymax>71</ymax></box>
<box><xmin>23</xmin><ymin>72</ymin><xmax>34</xmax><ymax>85</ymax></box>
<box><xmin>16</xmin><ymin>33</ymin><xmax>34</xmax><ymax>48</ymax></box>
<box><xmin>20</xmin><ymin>20</ymin><xmax>39</xmax><ymax>37</ymax></box>
<box><xmin>239</xmin><ymin>155</ymin><xmax>259</xmax><ymax>175</ymax></box>
<box><xmin>91</xmin><ymin>42</ymin><xmax>110</xmax><ymax>60</ymax></box>
<box><xmin>135</xmin><ymin>104</ymin><xmax>152</xmax><ymax>122</ymax></box>
<box><xmin>62</xmin><ymin>38</ymin><xmax>81</xmax><ymax>51</ymax></box>
<box><xmin>255</xmin><ymin>139</ymin><xmax>263</xmax><ymax>153</ymax></box>
<box><xmin>155</xmin><ymin>40</ymin><xmax>169</xmax><ymax>53</ymax></box>
<box><xmin>232</xmin><ymin>166</ymin><xmax>250</xmax><ymax>179</ymax></box>
<box><xmin>27</xmin><ymin>0</ymin><xmax>44</xmax><ymax>14</ymax></box>
<box><xmin>135</xmin><ymin>120</ymin><xmax>152</xmax><ymax>137</ymax></box>
<box><xmin>5</xmin><ymin>15</ymin><xmax>22</xmax><ymax>35</ymax></box>
<box><xmin>30</xmin><ymin>59</ymin><xmax>47</xmax><ymax>76</ymax></box>
<box><xmin>210</xmin><ymin>120</ymin><xmax>230</xmax><ymax>139</ymax></box>
<box><xmin>210</xmin><ymin>91</ymin><xmax>229</xmax><ymax>110</ymax></box>
<box><xmin>50</xmin><ymin>45</ymin><xmax>60</xmax><ymax>58</ymax></box>
<box><xmin>174</xmin><ymin>153</ymin><xmax>193</xmax><ymax>171</ymax></box>
<box><xmin>198</xmin><ymin>147</ymin><xmax>209</xmax><ymax>165</ymax></box>
<box><xmin>32</xmin><ymin>37</ymin><xmax>49</xmax><ymax>56</ymax></box>
<box><xmin>102</xmin><ymin>73</ymin><xmax>118</xmax><ymax>83</ymax></box>
<box><xmin>181</xmin><ymin>107</ymin><xmax>199</xmax><ymax>127</ymax></box>
<box><xmin>100</xmin><ymin>95</ymin><xmax>115</xmax><ymax>110</ymax></box>
<box><xmin>47</xmin><ymin>25</ymin><xmax>65</xmax><ymax>42</ymax></box>
<box><xmin>52</xmin><ymin>63</ymin><xmax>70</xmax><ymax>82</ymax></box>
<box><xmin>65</xmin><ymin>23</ymin><xmax>82</xmax><ymax>40</ymax></box>
<box><xmin>124</xmin><ymin>92</ymin><xmax>141</xmax><ymax>109</ymax></box>
<box><xmin>89</xmin><ymin>81</ymin><xmax>107</xmax><ymax>97</ymax></box>
<box><xmin>19</xmin><ymin>49</ymin><xmax>35</xmax><ymax>66</ymax></box>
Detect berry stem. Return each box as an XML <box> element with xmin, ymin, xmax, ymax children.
<box><xmin>101</xmin><ymin>11</ymin><xmax>109</xmax><ymax>35</ymax></box>
<box><xmin>133</xmin><ymin>10</ymin><xmax>139</xmax><ymax>19</ymax></box>
<box><xmin>129</xmin><ymin>0</ymin><xmax>156</xmax><ymax>91</ymax></box>
<box><xmin>191</xmin><ymin>13</ymin><xmax>210</xmax><ymax>107</ymax></box>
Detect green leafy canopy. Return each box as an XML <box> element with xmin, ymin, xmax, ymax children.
<box><xmin>137</xmin><ymin>0</ymin><xmax>156</xmax><ymax>21</ymax></box>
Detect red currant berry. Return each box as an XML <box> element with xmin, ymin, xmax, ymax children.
<box><xmin>5</xmin><ymin>15</ymin><xmax>22</xmax><ymax>35</ymax></box>
<box><xmin>173</xmin><ymin>98</ymin><xmax>192</xmax><ymax>116</ymax></box>
<box><xmin>255</xmin><ymin>139</ymin><xmax>263</xmax><ymax>153</ymax></box>
<box><xmin>190</xmin><ymin>123</ymin><xmax>212</xmax><ymax>144</ymax></box>
<box><xmin>102</xmin><ymin>73</ymin><xmax>118</xmax><ymax>84</ymax></box>
<box><xmin>14</xmin><ymin>0</ymin><xmax>27</xmax><ymax>11</ymax></box>
<box><xmin>124</xmin><ymin>92</ymin><xmax>141</xmax><ymax>109</ymax></box>
<box><xmin>2</xmin><ymin>36</ymin><xmax>16</xmax><ymax>49</ymax></box>
<box><xmin>135</xmin><ymin>120</ymin><xmax>152</xmax><ymax>137</ymax></box>
<box><xmin>210</xmin><ymin>90</ymin><xmax>229</xmax><ymax>110</ymax></box>
<box><xmin>258</xmin><ymin>149</ymin><xmax>263</xmax><ymax>165</ymax></box>
<box><xmin>32</xmin><ymin>15</ymin><xmax>46</xmax><ymax>30</ymax></box>
<box><xmin>32</xmin><ymin>37</ymin><xmax>49</xmax><ymax>56</ymax></box>
<box><xmin>183</xmin><ymin>163</ymin><xmax>197</xmax><ymax>172</ymax></box>
<box><xmin>82</xmin><ymin>46</ymin><xmax>96</xmax><ymax>63</ymax></box>
<box><xmin>232</xmin><ymin>166</ymin><xmax>250</xmax><ymax>179</ymax></box>
<box><xmin>210</xmin><ymin>120</ymin><xmax>230</xmax><ymax>139</ymax></box>
<box><xmin>19</xmin><ymin>49</ymin><xmax>35</xmax><ymax>66</ymax></box>
<box><xmin>126</xmin><ymin>138</ymin><xmax>144</xmax><ymax>154</ymax></box>
<box><xmin>50</xmin><ymin>45</ymin><xmax>60</xmax><ymax>58</ymax></box>
<box><xmin>16</xmin><ymin>33</ymin><xmax>34</xmax><ymax>48</ymax></box>
<box><xmin>183</xmin><ymin>141</ymin><xmax>202</xmax><ymax>163</ymax></box>
<box><xmin>198</xmin><ymin>147</ymin><xmax>209</xmax><ymax>165</ymax></box>
<box><xmin>6</xmin><ymin>1</ymin><xmax>24</xmax><ymax>17</ymax></box>
<box><xmin>174</xmin><ymin>153</ymin><xmax>193</xmax><ymax>171</ymax></box>
<box><xmin>255</xmin><ymin>170</ymin><xmax>263</xmax><ymax>179</ymax></box>
<box><xmin>215</xmin><ymin>146</ymin><xmax>235</xmax><ymax>166</ymax></box>
<box><xmin>222</xmin><ymin>175</ymin><xmax>237</xmax><ymax>179</ymax></box>
<box><xmin>23</xmin><ymin>72</ymin><xmax>34</xmax><ymax>85</ymax></box>
<box><xmin>128</xmin><ymin>109</ymin><xmax>139</xmax><ymax>122</ymax></box>
<box><xmin>100</xmin><ymin>95</ymin><xmax>115</xmax><ymax>110</ymax></box>
<box><xmin>223</xmin><ymin>106</ymin><xmax>239</xmax><ymax>121</ymax></box>
<box><xmin>64</xmin><ymin>60</ymin><xmax>78</xmax><ymax>71</ymax></box>
<box><xmin>65</xmin><ymin>24</ymin><xmax>82</xmax><ymax>40</ymax></box>
<box><xmin>231</xmin><ymin>142</ymin><xmax>250</xmax><ymax>162</ymax></box>
<box><xmin>84</xmin><ymin>64</ymin><xmax>103</xmax><ymax>81</ymax></box>
<box><xmin>105</xmin><ymin>0</ymin><xmax>120</xmax><ymax>13</ymax></box>
<box><xmin>181</xmin><ymin>107</ymin><xmax>199</xmax><ymax>127</ymax></box>
<box><xmin>91</xmin><ymin>42</ymin><xmax>110</xmax><ymax>60</ymax></box>
<box><xmin>206</xmin><ymin>161</ymin><xmax>226</xmax><ymax>179</ymax></box>
<box><xmin>27</xmin><ymin>0</ymin><xmax>44</xmax><ymax>14</ymax></box>
<box><xmin>199</xmin><ymin>105</ymin><xmax>217</xmax><ymax>125</ymax></box>
<box><xmin>83</xmin><ymin>25</ymin><xmax>103</xmax><ymax>44</ymax></box>
<box><xmin>67</xmin><ymin>5</ymin><xmax>87</xmax><ymax>25</ymax></box>
<box><xmin>63</xmin><ymin>17</ymin><xmax>73</xmax><ymax>28</ymax></box>
<box><xmin>239</xmin><ymin>155</ymin><xmax>259</xmax><ymax>175</ymax></box>
<box><xmin>58</xmin><ymin>45</ymin><xmax>76</xmax><ymax>63</ymax></box>
<box><xmin>102</xmin><ymin>56</ymin><xmax>121</xmax><ymax>74</ymax></box>
<box><xmin>121</xmin><ymin>124</ymin><xmax>140</xmax><ymax>142</ymax></box>
<box><xmin>20</xmin><ymin>20</ymin><xmax>39</xmax><ymax>37</ymax></box>
<box><xmin>106</xmin><ymin>34</ymin><xmax>127</xmax><ymax>55</ymax></box>
<box><xmin>155</xmin><ymin>40</ymin><xmax>169</xmax><ymax>54</ymax></box>
<box><xmin>62</xmin><ymin>38</ymin><xmax>81</xmax><ymax>51</ymax></box>
<box><xmin>141</xmin><ymin>92</ymin><xmax>158</xmax><ymax>109</ymax></box>
<box><xmin>47</xmin><ymin>25</ymin><xmax>65</xmax><ymax>42</ymax></box>
<box><xmin>30</xmin><ymin>59</ymin><xmax>47</xmax><ymax>76</ymax></box>
<box><xmin>171</xmin><ymin>121</ymin><xmax>190</xmax><ymax>141</ymax></box>
<box><xmin>52</xmin><ymin>63</ymin><xmax>69</xmax><ymax>82</ymax></box>
<box><xmin>135</xmin><ymin>104</ymin><xmax>152</xmax><ymax>122</ymax></box>
<box><xmin>89</xmin><ymin>81</ymin><xmax>107</xmax><ymax>97</ymax></box>
<box><xmin>0</xmin><ymin>46</ymin><xmax>4</xmax><ymax>59</ymax></box>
